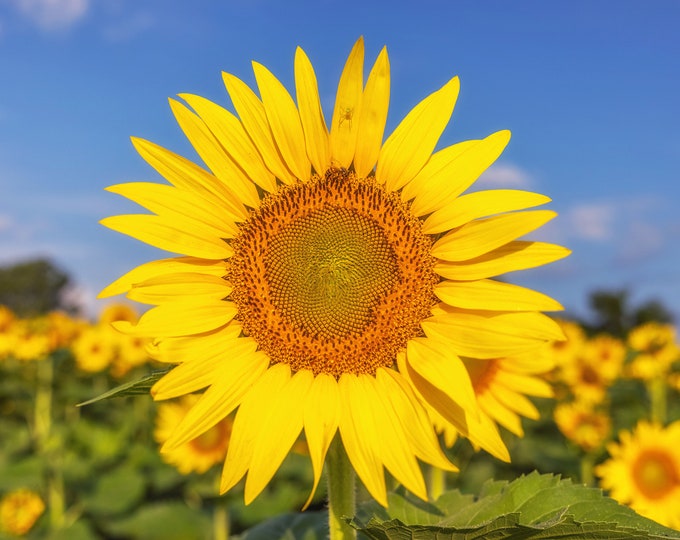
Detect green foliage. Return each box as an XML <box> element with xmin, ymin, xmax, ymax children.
<box><xmin>77</xmin><ymin>369</ymin><xmax>171</xmax><ymax>406</ymax></box>
<box><xmin>0</xmin><ymin>258</ymin><xmax>74</xmax><ymax>316</ymax></box>
<box><xmin>233</xmin><ymin>512</ymin><xmax>328</xmax><ymax>540</ymax></box>
<box><xmin>350</xmin><ymin>473</ymin><xmax>680</xmax><ymax>540</ymax></box>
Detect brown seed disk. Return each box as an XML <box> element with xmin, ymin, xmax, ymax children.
<box><xmin>227</xmin><ymin>168</ymin><xmax>437</xmax><ymax>377</ymax></box>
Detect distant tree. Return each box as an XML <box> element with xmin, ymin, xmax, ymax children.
<box><xmin>583</xmin><ymin>288</ymin><xmax>674</xmax><ymax>338</ymax></box>
<box><xmin>0</xmin><ymin>258</ymin><xmax>76</xmax><ymax>316</ymax></box>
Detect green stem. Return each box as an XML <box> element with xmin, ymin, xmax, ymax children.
<box><xmin>326</xmin><ymin>435</ymin><xmax>356</xmax><ymax>540</ymax></box>
<box><xmin>647</xmin><ymin>376</ymin><xmax>667</xmax><ymax>425</ymax></box>
<box><xmin>580</xmin><ymin>451</ymin><xmax>595</xmax><ymax>487</ymax></box>
<box><xmin>213</xmin><ymin>500</ymin><xmax>229</xmax><ymax>540</ymax></box>
<box><xmin>35</xmin><ymin>356</ymin><xmax>65</xmax><ymax>530</ymax></box>
<box><xmin>428</xmin><ymin>465</ymin><xmax>446</xmax><ymax>501</ymax></box>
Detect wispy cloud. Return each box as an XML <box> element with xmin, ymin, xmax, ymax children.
<box><xmin>564</xmin><ymin>203</ymin><xmax>615</xmax><ymax>241</ymax></box>
<box><xmin>477</xmin><ymin>163</ymin><xmax>532</xmax><ymax>189</ymax></box>
<box><xmin>102</xmin><ymin>10</ymin><xmax>154</xmax><ymax>42</ymax></box>
<box><xmin>8</xmin><ymin>0</ymin><xmax>89</xmax><ymax>31</ymax></box>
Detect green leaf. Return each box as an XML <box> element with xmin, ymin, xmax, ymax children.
<box><xmin>76</xmin><ymin>369</ymin><xmax>171</xmax><ymax>406</ymax></box>
<box><xmin>84</xmin><ymin>466</ymin><xmax>146</xmax><ymax>517</ymax></box>
<box><xmin>100</xmin><ymin>502</ymin><xmax>211</xmax><ymax>540</ymax></box>
<box><xmin>234</xmin><ymin>511</ymin><xmax>328</xmax><ymax>540</ymax></box>
<box><xmin>350</xmin><ymin>472</ymin><xmax>680</xmax><ymax>539</ymax></box>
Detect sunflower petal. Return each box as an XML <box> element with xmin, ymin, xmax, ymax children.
<box><xmin>169</xmin><ymin>99</ymin><xmax>260</xmax><ymax>208</ymax></box>
<box><xmin>295</xmin><ymin>47</ymin><xmax>330</xmax><ymax>176</ymax></box>
<box><xmin>99</xmin><ymin>257</ymin><xmax>227</xmax><ymax>299</ymax></box>
<box><xmin>303</xmin><ymin>373</ymin><xmax>340</xmax><ymax>509</ymax></box>
<box><xmin>100</xmin><ymin>214</ymin><xmax>233</xmax><ymax>260</ymax></box>
<box><xmin>423</xmin><ymin>190</ymin><xmax>551</xmax><ymax>234</ymax></box>
<box><xmin>131</xmin><ymin>137</ymin><xmax>248</xmax><ymax>221</ymax></box>
<box><xmin>432</xmin><ymin>210</ymin><xmax>557</xmax><ymax>262</ymax></box>
<box><xmin>179</xmin><ymin>93</ymin><xmax>277</xmax><ymax>192</ymax></box>
<box><xmin>329</xmin><ymin>37</ymin><xmax>364</xmax><ymax>169</ymax></box>
<box><xmin>406</xmin><ymin>130</ymin><xmax>510</xmax><ymax>216</ymax></box>
<box><xmin>246</xmin><ymin>369</ymin><xmax>312</xmax><ymax>504</ymax></box>
<box><xmin>406</xmin><ymin>338</ymin><xmax>478</xmax><ymax>416</ymax></box>
<box><xmin>422</xmin><ymin>308</ymin><xmax>565</xmax><ymax>358</ymax></box>
<box><xmin>353</xmin><ymin>46</ymin><xmax>390</xmax><ymax>178</ymax></box>
<box><xmin>220</xmin><ymin>364</ymin><xmax>289</xmax><ymax>494</ymax></box>
<box><xmin>253</xmin><ymin>62</ymin><xmax>310</xmax><ymax>181</ymax></box>
<box><xmin>126</xmin><ymin>272</ymin><xmax>230</xmax><ymax>305</ymax></box>
<box><xmin>222</xmin><ymin>72</ymin><xmax>297</xmax><ymax>184</ymax></box>
<box><xmin>105</xmin><ymin>182</ymin><xmax>239</xmax><ymax>238</ymax></box>
<box><xmin>434</xmin><ymin>241</ymin><xmax>571</xmax><ymax>281</ymax></box>
<box><xmin>338</xmin><ymin>373</ymin><xmax>387</xmax><ymax>506</ymax></box>
<box><xmin>434</xmin><ymin>279</ymin><xmax>563</xmax><ymax>312</ymax></box>
<box><xmin>376</xmin><ymin>76</ymin><xmax>460</xmax><ymax>192</ymax></box>
<box><xmin>112</xmin><ymin>301</ymin><xmax>236</xmax><ymax>337</ymax></box>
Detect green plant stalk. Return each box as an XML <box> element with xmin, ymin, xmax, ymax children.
<box><xmin>647</xmin><ymin>376</ymin><xmax>667</xmax><ymax>425</ymax></box>
<box><xmin>580</xmin><ymin>451</ymin><xmax>596</xmax><ymax>487</ymax></box>
<box><xmin>428</xmin><ymin>465</ymin><xmax>446</xmax><ymax>501</ymax></box>
<box><xmin>213</xmin><ymin>500</ymin><xmax>229</xmax><ymax>540</ymax></box>
<box><xmin>35</xmin><ymin>356</ymin><xmax>65</xmax><ymax>530</ymax></box>
<box><xmin>326</xmin><ymin>435</ymin><xmax>356</xmax><ymax>540</ymax></box>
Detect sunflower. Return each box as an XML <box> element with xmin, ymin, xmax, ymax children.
<box><xmin>100</xmin><ymin>38</ymin><xmax>568</xmax><ymax>506</ymax></box>
<box><xmin>554</xmin><ymin>400</ymin><xmax>610</xmax><ymax>452</ymax></box>
<box><xmin>154</xmin><ymin>394</ymin><xmax>232</xmax><ymax>475</ymax></box>
<box><xmin>0</xmin><ymin>489</ymin><xmax>45</xmax><ymax>536</ymax></box>
<box><xmin>595</xmin><ymin>420</ymin><xmax>680</xmax><ymax>529</ymax></box>
<box><xmin>627</xmin><ymin>323</ymin><xmax>680</xmax><ymax>380</ymax></box>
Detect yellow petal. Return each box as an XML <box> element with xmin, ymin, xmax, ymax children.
<box><xmin>99</xmin><ymin>257</ymin><xmax>226</xmax><ymax>298</ymax></box>
<box><xmin>479</xmin><ymin>392</ymin><xmax>524</xmax><ymax>437</ymax></box>
<box><xmin>406</xmin><ymin>338</ymin><xmax>478</xmax><ymax>417</ymax></box>
<box><xmin>329</xmin><ymin>37</ymin><xmax>364</xmax><ymax>169</ymax></box>
<box><xmin>295</xmin><ymin>47</ymin><xmax>330</xmax><ymax>175</ymax></box>
<box><xmin>151</xmin><ymin>337</ymin><xmax>258</xmax><ymax>398</ymax></box>
<box><xmin>220</xmin><ymin>364</ymin><xmax>289</xmax><ymax>495</ymax></box>
<box><xmin>245</xmin><ymin>369</ymin><xmax>312</xmax><ymax>504</ymax></box>
<box><xmin>376</xmin><ymin>76</ymin><xmax>460</xmax><ymax>192</ymax></box>
<box><xmin>353</xmin><ymin>46</ymin><xmax>390</xmax><ymax>178</ymax></box>
<box><xmin>377</xmin><ymin>369</ymin><xmax>457</xmax><ymax>472</ymax></box>
<box><xmin>431</xmin><ymin>210</ymin><xmax>557</xmax><ymax>262</ymax></box>
<box><xmin>131</xmin><ymin>137</ymin><xmax>248</xmax><ymax>221</ymax></box>
<box><xmin>434</xmin><ymin>279</ymin><xmax>563</xmax><ymax>312</ymax></box>
<box><xmin>406</xmin><ymin>130</ymin><xmax>510</xmax><ymax>216</ymax></box>
<box><xmin>253</xmin><ymin>62</ymin><xmax>310</xmax><ymax>181</ymax></box>
<box><xmin>434</xmin><ymin>241</ymin><xmax>571</xmax><ymax>281</ymax></box>
<box><xmin>422</xmin><ymin>309</ymin><xmax>565</xmax><ymax>358</ymax></box>
<box><xmin>169</xmin><ymin>99</ymin><xmax>260</xmax><ymax>208</ymax></box>
<box><xmin>178</xmin><ymin>93</ymin><xmax>277</xmax><ymax>192</ymax></box>
<box><xmin>303</xmin><ymin>373</ymin><xmax>340</xmax><ymax>509</ymax></box>
<box><xmin>100</xmin><ymin>214</ymin><xmax>232</xmax><ymax>260</ymax></box>
<box><xmin>492</xmin><ymin>385</ymin><xmax>540</xmax><ymax>420</ymax></box>
<box><xmin>363</xmin><ymin>373</ymin><xmax>428</xmax><ymax>501</ymax></box>
<box><xmin>496</xmin><ymin>371</ymin><xmax>554</xmax><ymax>398</ymax></box>
<box><xmin>105</xmin><ymin>182</ymin><xmax>239</xmax><ymax>238</ymax></box>
<box><xmin>126</xmin><ymin>272</ymin><xmax>230</xmax><ymax>305</ymax></box>
<box><xmin>149</xmin><ymin>323</ymin><xmax>243</xmax><ymax>364</ymax></box>
<box><xmin>222</xmin><ymin>72</ymin><xmax>297</xmax><ymax>185</ymax></box>
<box><xmin>113</xmin><ymin>301</ymin><xmax>236</xmax><ymax>337</ymax></box>
<box><xmin>338</xmin><ymin>373</ymin><xmax>387</xmax><ymax>506</ymax></box>
<box><xmin>423</xmin><ymin>189</ymin><xmax>551</xmax><ymax>235</ymax></box>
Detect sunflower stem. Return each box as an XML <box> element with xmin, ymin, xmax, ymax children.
<box><xmin>326</xmin><ymin>435</ymin><xmax>356</xmax><ymax>540</ymax></box>
<box><xmin>647</xmin><ymin>376</ymin><xmax>667</xmax><ymax>425</ymax></box>
<box><xmin>428</xmin><ymin>465</ymin><xmax>446</xmax><ymax>501</ymax></box>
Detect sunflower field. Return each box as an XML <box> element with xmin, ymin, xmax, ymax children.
<box><xmin>1</xmin><ymin>300</ymin><xmax>680</xmax><ymax>539</ymax></box>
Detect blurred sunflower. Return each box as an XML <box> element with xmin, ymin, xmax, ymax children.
<box><xmin>0</xmin><ymin>489</ymin><xmax>45</xmax><ymax>536</ymax></box>
<box><xmin>154</xmin><ymin>394</ymin><xmax>232</xmax><ymax>474</ymax></box>
<box><xmin>595</xmin><ymin>420</ymin><xmax>680</xmax><ymax>529</ymax></box>
<box><xmin>100</xmin><ymin>38</ymin><xmax>568</xmax><ymax>506</ymax></box>
<box><xmin>549</xmin><ymin>319</ymin><xmax>586</xmax><ymax>368</ymax></box>
<box><xmin>627</xmin><ymin>323</ymin><xmax>680</xmax><ymax>380</ymax></box>
<box><xmin>554</xmin><ymin>400</ymin><xmax>610</xmax><ymax>452</ymax></box>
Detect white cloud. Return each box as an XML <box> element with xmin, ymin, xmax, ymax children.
<box><xmin>477</xmin><ymin>163</ymin><xmax>532</xmax><ymax>189</ymax></box>
<box><xmin>10</xmin><ymin>0</ymin><xmax>89</xmax><ymax>30</ymax></box>
<box><xmin>565</xmin><ymin>203</ymin><xmax>615</xmax><ymax>241</ymax></box>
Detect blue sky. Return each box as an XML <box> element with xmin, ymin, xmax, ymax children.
<box><xmin>1</xmin><ymin>0</ymin><xmax>679</xmax><ymax>322</ymax></box>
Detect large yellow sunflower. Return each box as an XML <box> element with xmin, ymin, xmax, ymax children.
<box><xmin>595</xmin><ymin>420</ymin><xmax>680</xmax><ymax>529</ymax></box>
<box><xmin>100</xmin><ymin>38</ymin><xmax>568</xmax><ymax>507</ymax></box>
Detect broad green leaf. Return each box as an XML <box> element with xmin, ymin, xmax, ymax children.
<box><xmin>84</xmin><ymin>466</ymin><xmax>146</xmax><ymax>517</ymax></box>
<box><xmin>77</xmin><ymin>369</ymin><xmax>171</xmax><ymax>406</ymax></box>
<box><xmin>351</xmin><ymin>472</ymin><xmax>680</xmax><ymax>540</ymax></box>
<box><xmin>233</xmin><ymin>511</ymin><xmax>328</xmax><ymax>540</ymax></box>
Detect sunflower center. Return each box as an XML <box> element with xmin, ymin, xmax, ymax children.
<box><xmin>228</xmin><ymin>168</ymin><xmax>437</xmax><ymax>378</ymax></box>
<box><xmin>266</xmin><ymin>206</ymin><xmax>398</xmax><ymax>339</ymax></box>
<box><xmin>632</xmin><ymin>449</ymin><xmax>679</xmax><ymax>500</ymax></box>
